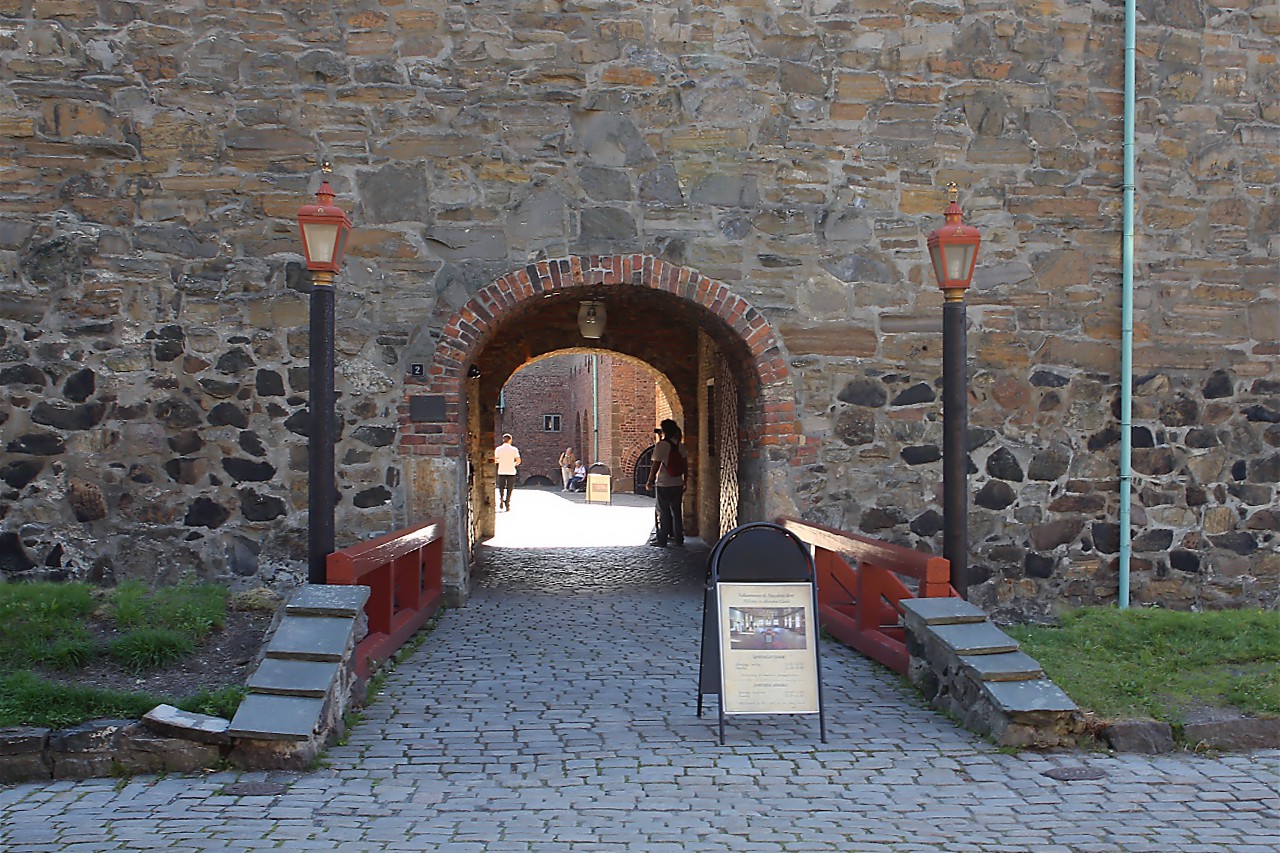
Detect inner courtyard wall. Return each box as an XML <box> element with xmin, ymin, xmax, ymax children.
<box><xmin>0</xmin><ymin>1</ymin><xmax>1275</xmax><ymax>617</ymax></box>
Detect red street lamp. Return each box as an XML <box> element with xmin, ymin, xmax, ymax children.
<box><xmin>927</xmin><ymin>183</ymin><xmax>981</xmax><ymax>295</ymax></box>
<box><xmin>297</xmin><ymin>164</ymin><xmax>352</xmax><ymax>585</ymax></box>
<box><xmin>297</xmin><ymin>176</ymin><xmax>352</xmax><ymax>280</ymax></box>
<box><xmin>926</xmin><ymin>182</ymin><xmax>981</xmax><ymax>599</ymax></box>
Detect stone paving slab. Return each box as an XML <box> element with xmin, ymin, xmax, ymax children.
<box><xmin>1</xmin><ymin>518</ymin><xmax>1278</xmax><ymax>852</ymax></box>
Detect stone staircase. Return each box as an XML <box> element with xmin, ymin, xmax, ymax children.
<box><xmin>899</xmin><ymin>598</ymin><xmax>1083</xmax><ymax>748</ymax></box>
<box><xmin>225</xmin><ymin>584</ymin><xmax>370</xmax><ymax>768</ymax></box>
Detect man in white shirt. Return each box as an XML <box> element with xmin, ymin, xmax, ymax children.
<box><xmin>494</xmin><ymin>433</ymin><xmax>521</xmax><ymax>511</ymax></box>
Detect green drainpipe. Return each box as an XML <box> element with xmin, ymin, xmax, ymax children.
<box><xmin>592</xmin><ymin>353</ymin><xmax>600</xmax><ymax>463</ymax></box>
<box><xmin>1119</xmin><ymin>0</ymin><xmax>1136</xmax><ymax>609</ymax></box>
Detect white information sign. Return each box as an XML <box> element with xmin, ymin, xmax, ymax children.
<box><xmin>716</xmin><ymin>582</ymin><xmax>820</xmax><ymax>716</ymax></box>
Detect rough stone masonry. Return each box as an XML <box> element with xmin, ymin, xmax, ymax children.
<box><xmin>0</xmin><ymin>0</ymin><xmax>1275</xmax><ymax>620</ymax></box>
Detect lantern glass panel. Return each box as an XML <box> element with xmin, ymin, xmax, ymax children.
<box><xmin>302</xmin><ymin>222</ymin><xmax>339</xmax><ymax>265</ymax></box>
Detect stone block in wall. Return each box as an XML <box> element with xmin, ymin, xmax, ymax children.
<box><xmin>116</xmin><ymin>725</ymin><xmax>224</xmax><ymax>775</ymax></box>
<box><xmin>225</xmin><ymin>736</ymin><xmax>320</xmax><ymax>771</ymax></box>
<box><xmin>1183</xmin><ymin>717</ymin><xmax>1280</xmax><ymax>751</ymax></box>
<box><xmin>0</xmin><ymin>727</ymin><xmax>52</xmax><ymax>783</ymax></box>
<box><xmin>1103</xmin><ymin>720</ymin><xmax>1175</xmax><ymax>754</ymax></box>
<box><xmin>47</xmin><ymin>719</ymin><xmax>130</xmax><ymax>779</ymax></box>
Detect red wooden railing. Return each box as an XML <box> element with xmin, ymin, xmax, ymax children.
<box><xmin>326</xmin><ymin>518</ymin><xmax>445</xmax><ymax>679</ymax></box>
<box><xmin>778</xmin><ymin>516</ymin><xmax>957</xmax><ymax>674</ymax></box>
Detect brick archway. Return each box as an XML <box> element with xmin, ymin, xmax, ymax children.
<box><xmin>400</xmin><ymin>254</ymin><xmax>804</xmax><ymax>460</ymax></box>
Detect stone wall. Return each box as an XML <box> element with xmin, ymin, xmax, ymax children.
<box><xmin>0</xmin><ymin>1</ymin><xmax>1275</xmax><ymax>615</ymax></box>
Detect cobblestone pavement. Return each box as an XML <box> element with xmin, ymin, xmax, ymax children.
<box><xmin>2</xmin><ymin>493</ymin><xmax>1278</xmax><ymax>852</ymax></box>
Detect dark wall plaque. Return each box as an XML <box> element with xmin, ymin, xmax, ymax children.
<box><xmin>409</xmin><ymin>395</ymin><xmax>447</xmax><ymax>422</ymax></box>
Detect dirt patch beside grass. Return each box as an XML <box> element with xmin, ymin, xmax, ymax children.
<box><xmin>32</xmin><ymin>606</ymin><xmax>276</xmax><ymax>705</ymax></box>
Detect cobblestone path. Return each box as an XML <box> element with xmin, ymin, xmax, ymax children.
<box><xmin>2</xmin><ymin>494</ymin><xmax>1277</xmax><ymax>851</ymax></box>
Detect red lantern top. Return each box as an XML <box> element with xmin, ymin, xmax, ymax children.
<box><xmin>297</xmin><ymin>174</ymin><xmax>352</xmax><ymax>276</ymax></box>
<box><xmin>926</xmin><ymin>184</ymin><xmax>981</xmax><ymax>294</ymax></box>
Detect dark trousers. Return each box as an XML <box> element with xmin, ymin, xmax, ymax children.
<box><xmin>497</xmin><ymin>474</ymin><xmax>516</xmax><ymax>507</ymax></box>
<box><xmin>655</xmin><ymin>485</ymin><xmax>684</xmax><ymax>545</ymax></box>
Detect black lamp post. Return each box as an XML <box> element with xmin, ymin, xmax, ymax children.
<box><xmin>927</xmin><ymin>182</ymin><xmax>981</xmax><ymax>598</ymax></box>
<box><xmin>297</xmin><ymin>165</ymin><xmax>352</xmax><ymax>584</ymax></box>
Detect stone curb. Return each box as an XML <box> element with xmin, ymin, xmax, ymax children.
<box><xmin>1103</xmin><ymin>715</ymin><xmax>1280</xmax><ymax>754</ymax></box>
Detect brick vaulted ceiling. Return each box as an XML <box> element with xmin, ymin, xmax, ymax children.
<box><xmin>470</xmin><ymin>283</ymin><xmax>740</xmax><ymax>424</ymax></box>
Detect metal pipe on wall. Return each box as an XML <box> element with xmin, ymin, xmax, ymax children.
<box><xmin>1119</xmin><ymin>0</ymin><xmax>1137</xmax><ymax>609</ymax></box>
<box><xmin>592</xmin><ymin>353</ymin><xmax>600</xmax><ymax>463</ymax></box>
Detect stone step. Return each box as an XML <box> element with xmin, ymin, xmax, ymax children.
<box><xmin>285</xmin><ymin>583</ymin><xmax>370</xmax><ymax>619</ymax></box>
<box><xmin>246</xmin><ymin>658</ymin><xmax>340</xmax><ymax>698</ymax></box>
<box><xmin>264</xmin><ymin>614</ymin><xmax>357</xmax><ymax>662</ymax></box>
<box><xmin>929</xmin><ymin>621</ymin><xmax>1019</xmax><ymax>655</ymax></box>
<box><xmin>142</xmin><ymin>704</ymin><xmax>231</xmax><ymax>745</ymax></box>
<box><xmin>899</xmin><ymin>597</ymin><xmax>988</xmax><ymax>626</ymax></box>
<box><xmin>227</xmin><ymin>694</ymin><xmax>325</xmax><ymax>742</ymax></box>
<box><xmin>982</xmin><ymin>678</ymin><xmax>1078</xmax><ymax>716</ymax></box>
<box><xmin>959</xmin><ymin>650</ymin><xmax>1045</xmax><ymax>682</ymax></box>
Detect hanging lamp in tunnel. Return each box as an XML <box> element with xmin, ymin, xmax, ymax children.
<box><xmin>578</xmin><ymin>300</ymin><xmax>606</xmax><ymax>339</ymax></box>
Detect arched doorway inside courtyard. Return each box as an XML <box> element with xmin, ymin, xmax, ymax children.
<box><xmin>490</xmin><ymin>351</ymin><xmax>683</xmax><ymax>505</ymax></box>
<box><xmin>400</xmin><ymin>255</ymin><xmax>805</xmax><ymax>600</ymax></box>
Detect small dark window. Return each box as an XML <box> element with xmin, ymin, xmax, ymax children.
<box><xmin>544</xmin><ymin>414</ymin><xmax>562</xmax><ymax>432</ymax></box>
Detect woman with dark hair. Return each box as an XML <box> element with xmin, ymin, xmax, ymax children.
<box><xmin>645</xmin><ymin>418</ymin><xmax>686</xmax><ymax>547</ymax></box>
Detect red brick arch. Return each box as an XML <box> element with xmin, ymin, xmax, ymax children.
<box><xmin>400</xmin><ymin>254</ymin><xmax>804</xmax><ymax>459</ymax></box>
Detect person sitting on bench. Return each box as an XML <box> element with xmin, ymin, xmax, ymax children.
<box><xmin>567</xmin><ymin>460</ymin><xmax>587</xmax><ymax>492</ymax></box>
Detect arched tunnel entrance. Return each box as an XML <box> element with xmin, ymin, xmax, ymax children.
<box><xmin>401</xmin><ymin>255</ymin><xmax>805</xmax><ymax>601</ymax></box>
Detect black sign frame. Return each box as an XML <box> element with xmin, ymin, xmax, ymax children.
<box><xmin>698</xmin><ymin>521</ymin><xmax>827</xmax><ymax>745</ymax></box>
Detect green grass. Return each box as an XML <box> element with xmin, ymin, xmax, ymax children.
<box><xmin>109</xmin><ymin>581</ymin><xmax>228</xmax><ymax>640</ymax></box>
<box><xmin>0</xmin><ymin>580</ymin><xmax>242</xmax><ymax>728</ymax></box>
<box><xmin>1007</xmin><ymin>607</ymin><xmax>1280</xmax><ymax>723</ymax></box>
<box><xmin>0</xmin><ymin>671</ymin><xmax>163</xmax><ymax>730</ymax></box>
<box><xmin>107</xmin><ymin>628</ymin><xmax>196</xmax><ymax>673</ymax></box>
<box><xmin>178</xmin><ymin>685</ymin><xmax>248</xmax><ymax>720</ymax></box>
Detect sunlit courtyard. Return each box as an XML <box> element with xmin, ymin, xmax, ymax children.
<box><xmin>483</xmin><ymin>486</ymin><xmax>675</xmax><ymax>549</ymax></box>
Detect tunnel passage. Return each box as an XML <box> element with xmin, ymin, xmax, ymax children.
<box><xmin>401</xmin><ymin>255</ymin><xmax>806</xmax><ymax>599</ymax></box>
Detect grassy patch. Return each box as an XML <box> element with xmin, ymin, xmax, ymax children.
<box><xmin>1007</xmin><ymin>607</ymin><xmax>1280</xmax><ymax>723</ymax></box>
<box><xmin>107</xmin><ymin>628</ymin><xmax>196</xmax><ymax>673</ymax></box>
<box><xmin>178</xmin><ymin>685</ymin><xmax>248</xmax><ymax>720</ymax></box>
<box><xmin>108</xmin><ymin>581</ymin><xmax>228</xmax><ymax>640</ymax></box>
<box><xmin>0</xmin><ymin>580</ymin><xmax>241</xmax><ymax>728</ymax></box>
<box><xmin>0</xmin><ymin>671</ymin><xmax>163</xmax><ymax>730</ymax></box>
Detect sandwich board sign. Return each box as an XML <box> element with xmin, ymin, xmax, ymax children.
<box><xmin>698</xmin><ymin>522</ymin><xmax>826</xmax><ymax>745</ymax></box>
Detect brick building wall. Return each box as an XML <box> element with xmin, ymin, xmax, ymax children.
<box><xmin>495</xmin><ymin>358</ymin><xmax>572</xmax><ymax>486</ymax></box>
<box><xmin>500</xmin><ymin>355</ymin><xmax>662</xmax><ymax>490</ymax></box>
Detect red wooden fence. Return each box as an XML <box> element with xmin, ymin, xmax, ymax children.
<box><xmin>326</xmin><ymin>518</ymin><xmax>445</xmax><ymax>679</ymax></box>
<box><xmin>778</xmin><ymin>516</ymin><xmax>956</xmax><ymax>674</ymax></box>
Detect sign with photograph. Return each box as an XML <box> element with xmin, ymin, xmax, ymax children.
<box><xmin>717</xmin><ymin>582</ymin><xmax>819</xmax><ymax>715</ymax></box>
<box><xmin>697</xmin><ymin>522</ymin><xmax>826</xmax><ymax>744</ymax></box>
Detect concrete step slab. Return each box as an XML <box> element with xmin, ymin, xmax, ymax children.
<box><xmin>983</xmin><ymin>678</ymin><xmax>1078</xmax><ymax>714</ymax></box>
<box><xmin>227</xmin><ymin>694</ymin><xmax>324</xmax><ymax>742</ymax></box>
<box><xmin>286</xmin><ymin>583</ymin><xmax>370</xmax><ymax>618</ymax></box>
<box><xmin>247</xmin><ymin>658</ymin><xmax>341</xmax><ymax>698</ymax></box>
<box><xmin>959</xmin><ymin>650</ymin><xmax>1045</xmax><ymax>682</ymax></box>
<box><xmin>266</xmin><ymin>615</ymin><xmax>355</xmax><ymax>661</ymax></box>
<box><xmin>900</xmin><ymin>597</ymin><xmax>988</xmax><ymax>625</ymax></box>
<box><xmin>930</xmin><ymin>621</ymin><xmax>1019</xmax><ymax>655</ymax></box>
